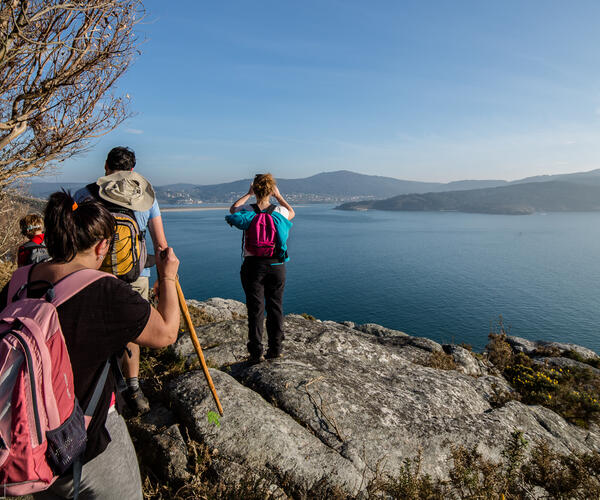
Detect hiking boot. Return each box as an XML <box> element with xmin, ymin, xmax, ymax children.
<box><xmin>265</xmin><ymin>350</ymin><xmax>283</xmax><ymax>360</ymax></box>
<box><xmin>124</xmin><ymin>386</ymin><xmax>150</xmax><ymax>416</ymax></box>
<box><xmin>247</xmin><ymin>354</ymin><xmax>265</xmax><ymax>365</ymax></box>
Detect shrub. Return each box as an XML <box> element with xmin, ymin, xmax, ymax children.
<box><xmin>503</xmin><ymin>356</ymin><xmax>599</xmax><ymax>427</ymax></box>
<box><xmin>523</xmin><ymin>441</ymin><xmax>600</xmax><ymax>498</ymax></box>
<box><xmin>373</xmin><ymin>453</ymin><xmax>445</xmax><ymax>499</ymax></box>
<box><xmin>486</xmin><ymin>333</ymin><xmax>514</xmax><ymax>372</ymax></box>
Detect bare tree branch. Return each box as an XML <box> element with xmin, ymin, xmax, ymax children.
<box><xmin>0</xmin><ymin>0</ymin><xmax>144</xmax><ymax>191</ymax></box>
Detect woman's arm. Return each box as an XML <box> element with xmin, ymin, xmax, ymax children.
<box><xmin>135</xmin><ymin>247</ymin><xmax>180</xmax><ymax>348</ymax></box>
<box><xmin>272</xmin><ymin>186</ymin><xmax>295</xmax><ymax>220</ymax></box>
<box><xmin>229</xmin><ymin>184</ymin><xmax>254</xmax><ymax>214</ymax></box>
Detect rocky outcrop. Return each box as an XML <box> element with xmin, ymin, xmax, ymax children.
<box><xmin>160</xmin><ymin>298</ymin><xmax>600</xmax><ymax>495</ymax></box>
<box><xmin>506</xmin><ymin>335</ymin><xmax>599</xmax><ymax>361</ymax></box>
<box><xmin>186</xmin><ymin>297</ymin><xmax>247</xmax><ymax>322</ymax></box>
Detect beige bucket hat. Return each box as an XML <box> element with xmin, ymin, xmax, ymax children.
<box><xmin>95</xmin><ymin>171</ymin><xmax>155</xmax><ymax>211</ymax></box>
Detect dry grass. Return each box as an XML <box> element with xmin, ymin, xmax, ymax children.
<box><xmin>0</xmin><ymin>259</ymin><xmax>16</xmax><ymax>290</ymax></box>
<box><xmin>0</xmin><ymin>192</ymin><xmax>34</xmax><ymax>262</ymax></box>
<box><xmin>426</xmin><ymin>350</ymin><xmax>457</xmax><ymax>371</ymax></box>
<box><xmin>182</xmin><ymin>304</ymin><xmax>217</xmax><ymax>330</ymax></box>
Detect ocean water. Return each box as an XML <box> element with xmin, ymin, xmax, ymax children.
<box><xmin>160</xmin><ymin>205</ymin><xmax>600</xmax><ymax>353</ymax></box>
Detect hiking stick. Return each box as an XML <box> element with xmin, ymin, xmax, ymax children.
<box><xmin>175</xmin><ymin>280</ymin><xmax>224</xmax><ymax>416</ymax></box>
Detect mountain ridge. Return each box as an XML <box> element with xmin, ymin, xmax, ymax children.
<box><xmin>24</xmin><ymin>168</ymin><xmax>600</xmax><ymax>206</ymax></box>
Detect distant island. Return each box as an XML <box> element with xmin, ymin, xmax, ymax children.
<box><xmin>336</xmin><ymin>180</ymin><xmax>600</xmax><ymax>215</ymax></box>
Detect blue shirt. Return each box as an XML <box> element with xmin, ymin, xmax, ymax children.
<box><xmin>74</xmin><ymin>186</ymin><xmax>161</xmax><ymax>277</ymax></box>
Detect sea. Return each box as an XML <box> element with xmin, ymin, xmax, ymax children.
<box><xmin>158</xmin><ymin>204</ymin><xmax>600</xmax><ymax>353</ymax></box>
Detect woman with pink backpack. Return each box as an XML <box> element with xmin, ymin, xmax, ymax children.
<box><xmin>0</xmin><ymin>192</ymin><xmax>180</xmax><ymax>499</ymax></box>
<box><xmin>226</xmin><ymin>174</ymin><xmax>294</xmax><ymax>364</ymax></box>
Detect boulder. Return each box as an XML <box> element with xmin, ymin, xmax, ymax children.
<box><xmin>442</xmin><ymin>344</ymin><xmax>491</xmax><ymax>377</ymax></box>
<box><xmin>168</xmin><ymin>369</ymin><xmax>364</xmax><ymax>495</ymax></box>
<box><xmin>127</xmin><ymin>406</ymin><xmax>190</xmax><ymax>483</ymax></box>
<box><xmin>172</xmin><ymin>319</ymin><xmax>248</xmax><ymax>367</ymax></box>
<box><xmin>186</xmin><ymin>297</ymin><xmax>247</xmax><ymax>322</ymax></box>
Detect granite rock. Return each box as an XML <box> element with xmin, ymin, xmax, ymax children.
<box><xmin>163</xmin><ymin>297</ymin><xmax>600</xmax><ymax>492</ymax></box>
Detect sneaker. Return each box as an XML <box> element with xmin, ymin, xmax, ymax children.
<box><xmin>247</xmin><ymin>354</ymin><xmax>265</xmax><ymax>365</ymax></box>
<box><xmin>124</xmin><ymin>386</ymin><xmax>150</xmax><ymax>416</ymax></box>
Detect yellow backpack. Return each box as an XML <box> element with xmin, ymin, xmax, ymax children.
<box><xmin>87</xmin><ymin>183</ymin><xmax>147</xmax><ymax>282</ymax></box>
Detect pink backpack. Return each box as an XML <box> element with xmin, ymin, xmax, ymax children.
<box><xmin>244</xmin><ymin>204</ymin><xmax>278</xmax><ymax>257</ymax></box>
<box><xmin>0</xmin><ymin>266</ymin><xmax>114</xmax><ymax>497</ymax></box>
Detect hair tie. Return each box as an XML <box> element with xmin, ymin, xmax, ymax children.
<box><xmin>72</xmin><ymin>201</ymin><xmax>78</xmax><ymax>211</ymax></box>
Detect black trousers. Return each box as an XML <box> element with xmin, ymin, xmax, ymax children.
<box><xmin>240</xmin><ymin>258</ymin><xmax>286</xmax><ymax>357</ymax></box>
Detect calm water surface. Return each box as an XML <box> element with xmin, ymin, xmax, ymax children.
<box><xmin>160</xmin><ymin>205</ymin><xmax>600</xmax><ymax>353</ymax></box>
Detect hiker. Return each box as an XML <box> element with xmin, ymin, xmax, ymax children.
<box><xmin>0</xmin><ymin>192</ymin><xmax>180</xmax><ymax>499</ymax></box>
<box><xmin>225</xmin><ymin>174</ymin><xmax>294</xmax><ymax>363</ymax></box>
<box><xmin>17</xmin><ymin>213</ymin><xmax>50</xmax><ymax>266</ymax></box>
<box><xmin>74</xmin><ymin>146</ymin><xmax>167</xmax><ymax>415</ymax></box>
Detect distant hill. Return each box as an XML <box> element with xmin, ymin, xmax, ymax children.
<box><xmin>336</xmin><ymin>181</ymin><xmax>600</xmax><ymax>215</ymax></box>
<box><xmin>159</xmin><ymin>171</ymin><xmax>510</xmax><ymax>203</ymax></box>
<box><xmin>26</xmin><ymin>182</ymin><xmax>86</xmax><ymax>199</ymax></box>
<box><xmin>26</xmin><ymin>171</ymin><xmax>509</xmax><ymax>204</ymax></box>
<box><xmin>25</xmin><ymin>168</ymin><xmax>600</xmax><ymax>207</ymax></box>
<box><xmin>511</xmin><ymin>168</ymin><xmax>600</xmax><ymax>186</ymax></box>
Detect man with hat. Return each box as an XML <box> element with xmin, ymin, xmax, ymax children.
<box><xmin>74</xmin><ymin>146</ymin><xmax>168</xmax><ymax>415</ymax></box>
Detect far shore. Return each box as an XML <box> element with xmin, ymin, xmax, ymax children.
<box><xmin>162</xmin><ymin>204</ymin><xmax>314</xmax><ymax>213</ymax></box>
<box><xmin>161</xmin><ymin>206</ymin><xmax>229</xmax><ymax>212</ymax></box>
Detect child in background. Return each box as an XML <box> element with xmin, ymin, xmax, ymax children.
<box><xmin>17</xmin><ymin>213</ymin><xmax>50</xmax><ymax>266</ymax></box>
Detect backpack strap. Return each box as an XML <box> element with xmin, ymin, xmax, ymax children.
<box><xmin>250</xmin><ymin>203</ymin><xmax>276</xmax><ymax>215</ymax></box>
<box><xmin>51</xmin><ymin>269</ymin><xmax>115</xmax><ymax>307</ymax></box>
<box><xmin>22</xmin><ymin>240</ymin><xmax>45</xmax><ymax>250</ymax></box>
<box><xmin>7</xmin><ymin>265</ymin><xmax>32</xmax><ymax>303</ymax></box>
<box><xmin>73</xmin><ymin>358</ymin><xmax>113</xmax><ymax>500</ymax></box>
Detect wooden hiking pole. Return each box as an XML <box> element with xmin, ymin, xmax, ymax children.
<box><xmin>176</xmin><ymin>280</ymin><xmax>224</xmax><ymax>416</ymax></box>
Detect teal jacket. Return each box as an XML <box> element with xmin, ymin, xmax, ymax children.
<box><xmin>225</xmin><ymin>209</ymin><xmax>292</xmax><ymax>262</ymax></box>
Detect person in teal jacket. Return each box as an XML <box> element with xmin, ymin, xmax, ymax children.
<box><xmin>225</xmin><ymin>174</ymin><xmax>294</xmax><ymax>363</ymax></box>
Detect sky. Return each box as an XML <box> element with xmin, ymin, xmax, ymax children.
<box><xmin>51</xmin><ymin>0</ymin><xmax>600</xmax><ymax>186</ymax></box>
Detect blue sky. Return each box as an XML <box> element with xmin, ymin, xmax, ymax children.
<box><xmin>53</xmin><ymin>0</ymin><xmax>600</xmax><ymax>186</ymax></box>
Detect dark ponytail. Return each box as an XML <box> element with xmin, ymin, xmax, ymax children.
<box><xmin>44</xmin><ymin>191</ymin><xmax>115</xmax><ymax>263</ymax></box>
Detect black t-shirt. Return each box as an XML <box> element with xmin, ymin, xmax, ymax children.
<box><xmin>0</xmin><ymin>271</ymin><xmax>151</xmax><ymax>462</ymax></box>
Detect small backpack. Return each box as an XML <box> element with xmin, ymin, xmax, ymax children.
<box><xmin>244</xmin><ymin>204</ymin><xmax>278</xmax><ymax>258</ymax></box>
<box><xmin>0</xmin><ymin>267</ymin><xmax>115</xmax><ymax>497</ymax></box>
<box><xmin>18</xmin><ymin>240</ymin><xmax>50</xmax><ymax>266</ymax></box>
<box><xmin>86</xmin><ymin>183</ymin><xmax>147</xmax><ymax>283</ymax></box>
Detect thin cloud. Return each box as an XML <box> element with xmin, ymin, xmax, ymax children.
<box><xmin>125</xmin><ymin>128</ymin><xmax>144</xmax><ymax>135</ymax></box>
